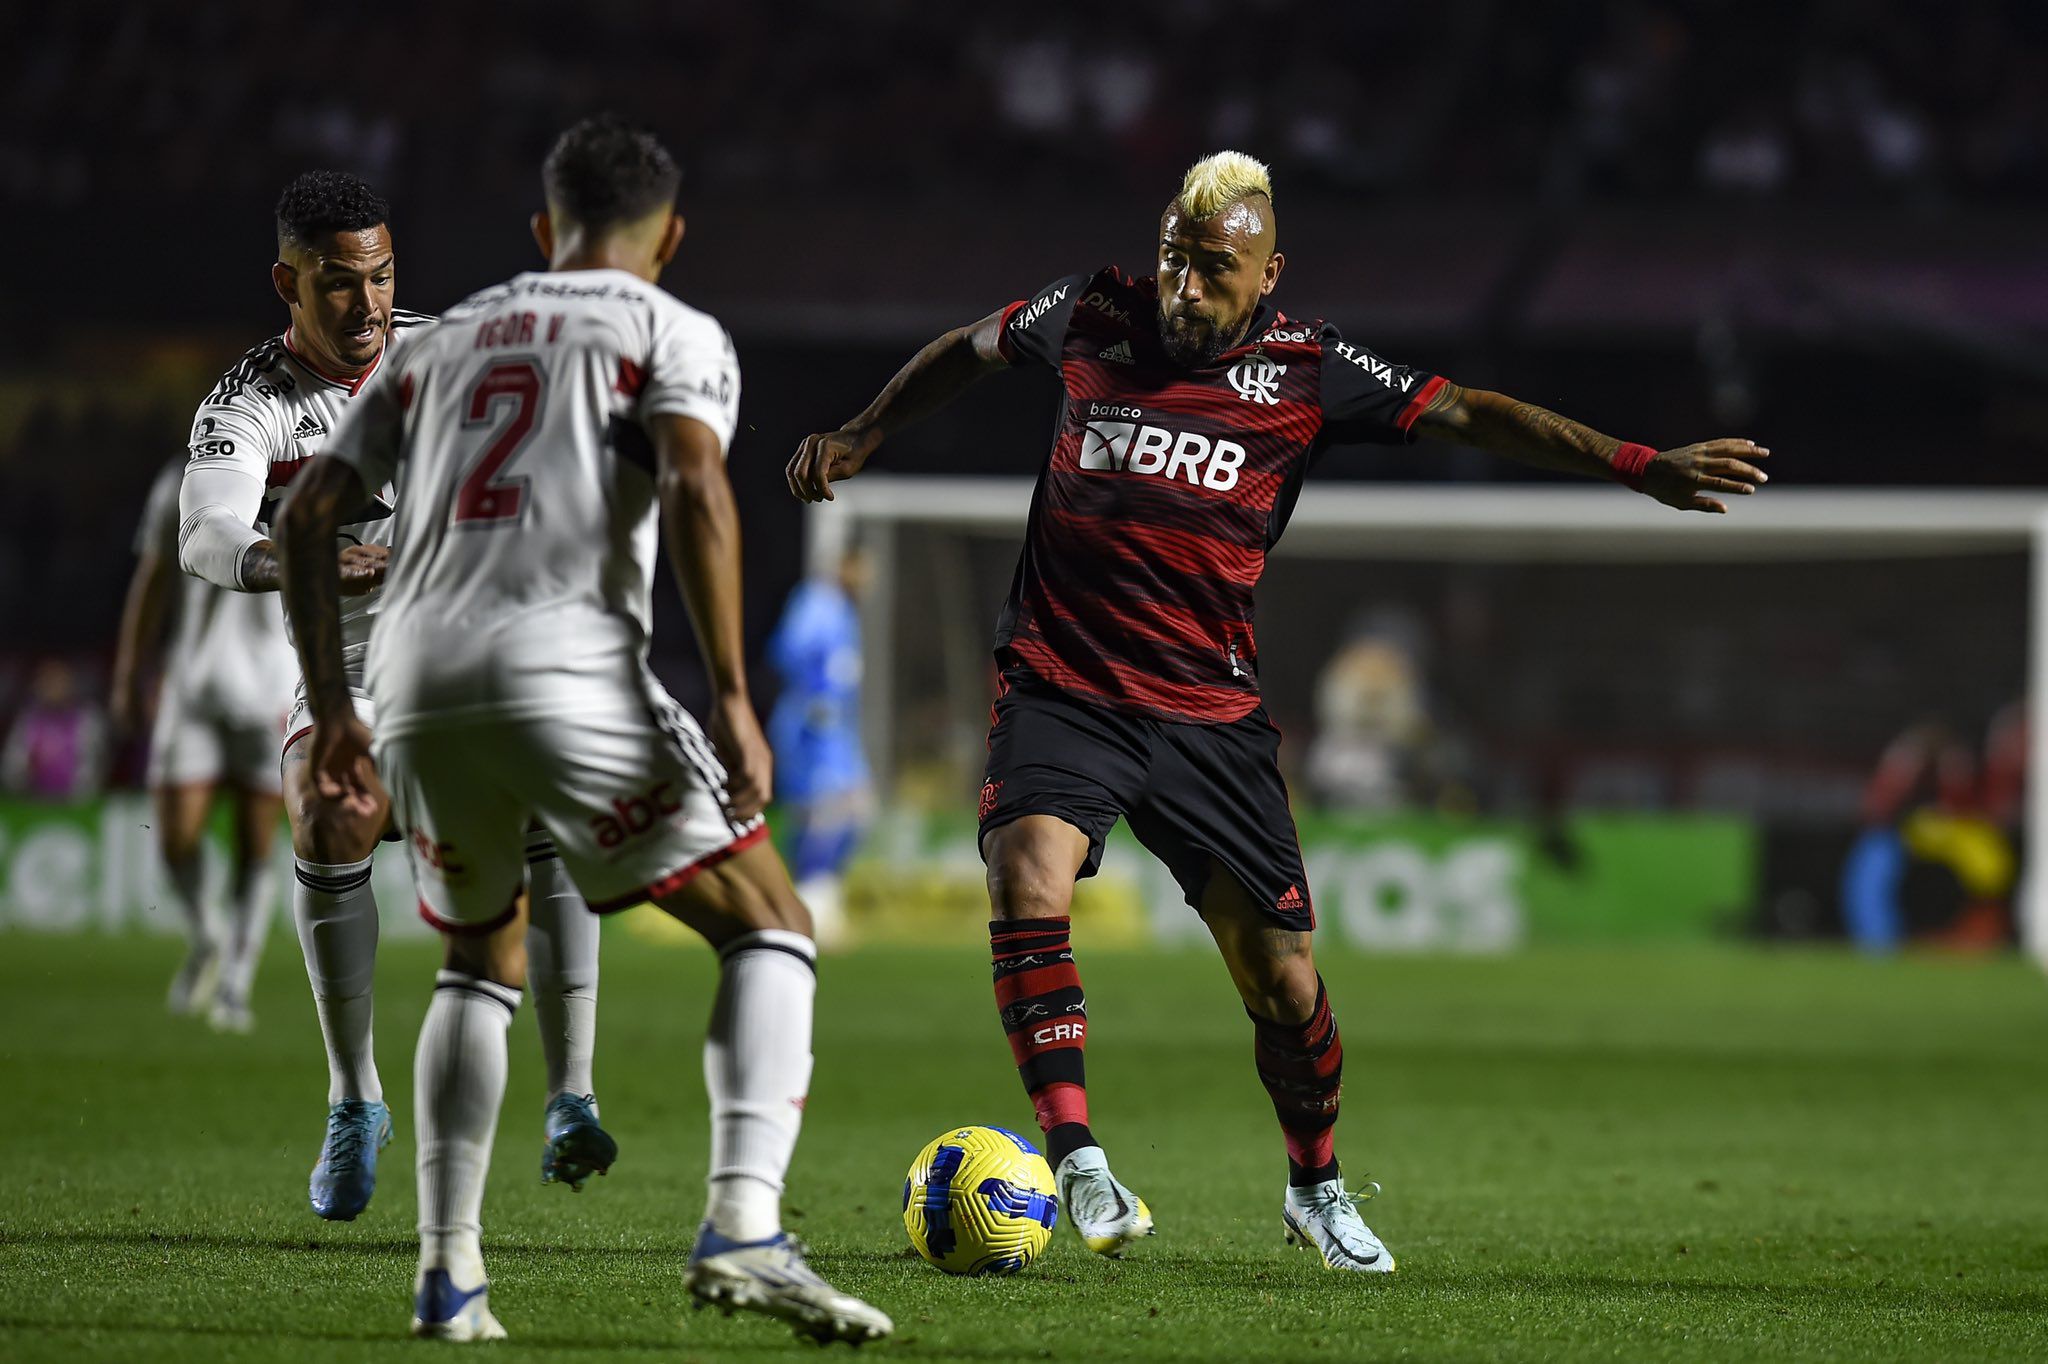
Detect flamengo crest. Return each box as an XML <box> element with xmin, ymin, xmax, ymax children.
<box><xmin>1228</xmin><ymin>353</ymin><xmax>1286</xmax><ymax>404</ymax></box>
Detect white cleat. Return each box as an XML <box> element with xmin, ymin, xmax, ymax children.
<box><xmin>686</xmin><ymin>1225</ymin><xmax>892</xmax><ymax>1345</ymax></box>
<box><xmin>1054</xmin><ymin>1146</ymin><xmax>1155</xmax><ymax>1258</ymax></box>
<box><xmin>410</xmin><ymin>1268</ymin><xmax>508</xmax><ymax>1341</ymax></box>
<box><xmin>207</xmin><ymin>992</ymin><xmax>254</xmax><ymax>1034</ymax></box>
<box><xmin>1282</xmin><ymin>1176</ymin><xmax>1396</xmax><ymax>1273</ymax></box>
<box><xmin>166</xmin><ymin>942</ymin><xmax>222</xmax><ymax>1017</ymax></box>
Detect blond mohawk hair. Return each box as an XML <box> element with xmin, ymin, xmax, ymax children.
<box><xmin>1174</xmin><ymin>150</ymin><xmax>1274</xmax><ymax>218</ymax></box>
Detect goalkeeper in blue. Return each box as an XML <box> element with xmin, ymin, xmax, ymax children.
<box><xmin>765</xmin><ymin>547</ymin><xmax>872</xmax><ymax>947</ymax></box>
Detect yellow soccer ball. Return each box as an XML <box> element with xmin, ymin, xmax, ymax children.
<box><xmin>902</xmin><ymin>1125</ymin><xmax>1059</xmax><ymax>1275</ymax></box>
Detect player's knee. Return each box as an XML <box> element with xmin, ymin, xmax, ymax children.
<box><xmin>769</xmin><ymin>891</ymin><xmax>815</xmax><ymax>939</ymax></box>
<box><xmin>159</xmin><ymin>829</ymin><xmax>205</xmax><ymax>868</ymax></box>
<box><xmin>289</xmin><ymin>794</ymin><xmax>381</xmax><ymax>863</ymax></box>
<box><xmin>731</xmin><ymin>874</ymin><xmax>814</xmax><ymax>938</ymax></box>
<box><xmin>703</xmin><ymin>877</ymin><xmax>813</xmax><ymax>940</ymax></box>
<box><xmin>1242</xmin><ymin>978</ymin><xmax>1318</xmax><ymax>1026</ymax></box>
<box><xmin>445</xmin><ymin>922</ymin><xmax>527</xmax><ymax>990</ymax></box>
<box><xmin>1236</xmin><ymin>939</ymin><xmax>1319</xmax><ymax>1023</ymax></box>
<box><xmin>984</xmin><ymin>850</ymin><xmax>1074</xmax><ymax>921</ymax></box>
<box><xmin>658</xmin><ymin>856</ymin><xmax>815</xmax><ymax>946</ymax></box>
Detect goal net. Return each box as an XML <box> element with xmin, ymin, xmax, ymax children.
<box><xmin>809</xmin><ymin>476</ymin><xmax>2048</xmax><ymax>961</ymax></box>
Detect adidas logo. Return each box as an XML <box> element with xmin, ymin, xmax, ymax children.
<box><xmin>1098</xmin><ymin>340</ymin><xmax>1135</xmax><ymax>364</ymax></box>
<box><xmin>293</xmin><ymin>414</ymin><xmax>328</xmax><ymax>438</ymax></box>
<box><xmin>1276</xmin><ymin>885</ymin><xmax>1306</xmax><ymax>911</ymax></box>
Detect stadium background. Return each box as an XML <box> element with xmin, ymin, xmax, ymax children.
<box><xmin>6</xmin><ymin>5</ymin><xmax>2048</xmax><ymax>1362</ymax></box>
<box><xmin>5</xmin><ymin>0</ymin><xmax>2043</xmax><ymax>952</ymax></box>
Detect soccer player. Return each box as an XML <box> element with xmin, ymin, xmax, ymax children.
<box><xmin>112</xmin><ymin>457</ymin><xmax>297</xmax><ymax>1030</ymax></box>
<box><xmin>276</xmin><ymin>116</ymin><xmax>891</xmax><ymax>1344</ymax></box>
<box><xmin>764</xmin><ymin>547</ymin><xmax>872</xmax><ymax>947</ymax></box>
<box><xmin>177</xmin><ymin>172</ymin><xmax>615</xmax><ymax>1220</ymax></box>
<box><xmin>788</xmin><ymin>151</ymin><xmax>1771</xmax><ymax>1272</ymax></box>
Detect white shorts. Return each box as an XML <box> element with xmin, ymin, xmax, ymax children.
<box><xmin>283</xmin><ymin>683</ymin><xmax>377</xmax><ymax>757</ymax></box>
<box><xmin>373</xmin><ymin>693</ymin><xmax>766</xmax><ymax>934</ymax></box>
<box><xmin>149</xmin><ymin>689</ymin><xmax>285</xmax><ymax>793</ymax></box>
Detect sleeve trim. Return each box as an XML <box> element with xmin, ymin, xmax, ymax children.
<box><xmin>995</xmin><ymin>300</ymin><xmax>1028</xmax><ymax>365</ymax></box>
<box><xmin>1396</xmin><ymin>375</ymin><xmax>1448</xmax><ymax>435</ymax></box>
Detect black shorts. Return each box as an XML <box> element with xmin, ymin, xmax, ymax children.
<box><xmin>978</xmin><ymin>673</ymin><xmax>1314</xmax><ymax>931</ymax></box>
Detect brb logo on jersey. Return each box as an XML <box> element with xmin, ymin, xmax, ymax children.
<box><xmin>1227</xmin><ymin>353</ymin><xmax>1287</xmax><ymax>405</ymax></box>
<box><xmin>1079</xmin><ymin>404</ymin><xmax>1246</xmax><ymax>491</ymax></box>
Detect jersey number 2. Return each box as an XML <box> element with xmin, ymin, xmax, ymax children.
<box><xmin>455</xmin><ymin>360</ymin><xmax>542</xmax><ymax>524</ymax></box>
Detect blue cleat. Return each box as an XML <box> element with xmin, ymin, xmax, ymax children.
<box><xmin>411</xmin><ymin>1267</ymin><xmax>506</xmax><ymax>1341</ymax></box>
<box><xmin>540</xmin><ymin>1093</ymin><xmax>618</xmax><ymax>1191</ymax></box>
<box><xmin>309</xmin><ymin>1099</ymin><xmax>392</xmax><ymax>1221</ymax></box>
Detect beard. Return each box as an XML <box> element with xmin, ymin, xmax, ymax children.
<box><xmin>1158</xmin><ymin>309</ymin><xmax>1237</xmax><ymax>368</ymax></box>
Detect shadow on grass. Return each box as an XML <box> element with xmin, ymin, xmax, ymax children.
<box><xmin>0</xmin><ymin>1311</ymin><xmax>1032</xmax><ymax>1360</ymax></box>
<box><xmin>831</xmin><ymin>1247</ymin><xmax>2048</xmax><ymax>1320</ymax></box>
<box><xmin>0</xmin><ymin>1315</ymin><xmax>903</xmax><ymax>1356</ymax></box>
<box><xmin>2</xmin><ymin>1230</ymin><xmax>928</xmax><ymax>1270</ymax></box>
<box><xmin>2</xmin><ymin>1229</ymin><xmax>418</xmax><ymax>1256</ymax></box>
<box><xmin>3</xmin><ymin>1230</ymin><xmax>705</xmax><ymax>1259</ymax></box>
<box><xmin>1434</xmin><ymin>1268</ymin><xmax>2048</xmax><ymax>1317</ymax></box>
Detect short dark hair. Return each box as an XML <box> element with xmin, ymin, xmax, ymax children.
<box><xmin>275</xmin><ymin>171</ymin><xmax>390</xmax><ymax>252</ymax></box>
<box><xmin>542</xmin><ymin>115</ymin><xmax>680</xmax><ymax>230</ymax></box>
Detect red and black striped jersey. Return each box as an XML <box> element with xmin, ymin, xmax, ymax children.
<box><xmin>993</xmin><ymin>266</ymin><xmax>1443</xmax><ymax>725</ymax></box>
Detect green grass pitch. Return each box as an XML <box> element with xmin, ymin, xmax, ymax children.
<box><xmin>4</xmin><ymin>933</ymin><xmax>2047</xmax><ymax>1362</ymax></box>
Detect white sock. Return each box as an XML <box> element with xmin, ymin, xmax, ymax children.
<box><xmin>218</xmin><ymin>861</ymin><xmax>276</xmax><ymax>1001</ymax></box>
<box><xmin>164</xmin><ymin>851</ymin><xmax>218</xmax><ymax>947</ymax></box>
<box><xmin>524</xmin><ymin>842</ymin><xmax>599</xmax><ymax>1103</ymax></box>
<box><xmin>703</xmin><ymin>929</ymin><xmax>816</xmax><ymax>1242</ymax></box>
<box><xmin>416</xmin><ymin>970</ymin><xmax>520</xmax><ymax>1283</ymax></box>
<box><xmin>293</xmin><ymin>857</ymin><xmax>382</xmax><ymax>1105</ymax></box>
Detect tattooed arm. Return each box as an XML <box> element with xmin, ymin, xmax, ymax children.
<box><xmin>1410</xmin><ymin>382</ymin><xmax>1771</xmax><ymax>514</ymax></box>
<box><xmin>786</xmin><ymin>306</ymin><xmax>1012</xmax><ymax>503</ymax></box>
<box><xmin>277</xmin><ymin>456</ymin><xmax>378</xmax><ymax>812</ymax></box>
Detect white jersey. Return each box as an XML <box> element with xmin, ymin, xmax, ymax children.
<box><xmin>135</xmin><ymin>460</ymin><xmax>296</xmax><ymax>723</ymax></box>
<box><xmin>181</xmin><ymin>312</ymin><xmax>435</xmax><ymax>682</ymax></box>
<box><xmin>325</xmin><ymin>269</ymin><xmax>740</xmax><ymax>737</ymax></box>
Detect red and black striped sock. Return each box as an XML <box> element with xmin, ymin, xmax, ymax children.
<box><xmin>1249</xmin><ymin>978</ymin><xmax>1344</xmax><ymax>1188</ymax></box>
<box><xmin>990</xmin><ymin>916</ymin><xmax>1093</xmax><ymax>1168</ymax></box>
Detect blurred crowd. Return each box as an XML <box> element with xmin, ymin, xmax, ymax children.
<box><xmin>0</xmin><ymin>399</ymin><xmax>169</xmax><ymax>798</ymax></box>
<box><xmin>3</xmin><ymin>399</ymin><xmax>170</xmax><ymax>650</ymax></box>
<box><xmin>1</xmin><ymin>0</ymin><xmax>2041</xmax><ymax>827</ymax></box>
<box><xmin>4</xmin><ymin>0</ymin><xmax>2045</xmax><ymax>216</ymax></box>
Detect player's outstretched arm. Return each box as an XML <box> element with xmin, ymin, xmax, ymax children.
<box><xmin>1410</xmin><ymin>383</ymin><xmax>1770</xmax><ymax>514</ymax></box>
<box><xmin>277</xmin><ymin>457</ymin><xmax>377</xmax><ymax>815</ymax></box>
<box><xmin>655</xmin><ymin>412</ymin><xmax>773</xmax><ymax>822</ymax></box>
<box><xmin>786</xmin><ymin>308</ymin><xmax>1011</xmax><ymax>503</ymax></box>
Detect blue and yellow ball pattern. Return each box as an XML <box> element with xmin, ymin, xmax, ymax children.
<box><xmin>902</xmin><ymin>1125</ymin><xmax>1060</xmax><ymax>1275</ymax></box>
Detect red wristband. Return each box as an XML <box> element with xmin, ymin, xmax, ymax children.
<box><xmin>1611</xmin><ymin>442</ymin><xmax>1657</xmax><ymax>491</ymax></box>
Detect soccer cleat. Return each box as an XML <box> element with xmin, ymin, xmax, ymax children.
<box><xmin>685</xmin><ymin>1224</ymin><xmax>893</xmax><ymax>1345</ymax></box>
<box><xmin>207</xmin><ymin>989</ymin><xmax>254</xmax><ymax>1034</ymax></box>
<box><xmin>308</xmin><ymin>1099</ymin><xmax>392</xmax><ymax>1221</ymax></box>
<box><xmin>540</xmin><ymin>1092</ymin><xmax>618</xmax><ymax>1191</ymax></box>
<box><xmin>1282</xmin><ymin>1176</ymin><xmax>1395</xmax><ymax>1273</ymax></box>
<box><xmin>166</xmin><ymin>941</ymin><xmax>222</xmax><ymax>1017</ymax></box>
<box><xmin>1054</xmin><ymin>1146</ymin><xmax>1155</xmax><ymax>1257</ymax></box>
<box><xmin>411</xmin><ymin>1267</ymin><xmax>507</xmax><ymax>1342</ymax></box>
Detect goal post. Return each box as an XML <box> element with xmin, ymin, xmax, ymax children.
<box><xmin>813</xmin><ymin>476</ymin><xmax>2048</xmax><ymax>961</ymax></box>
